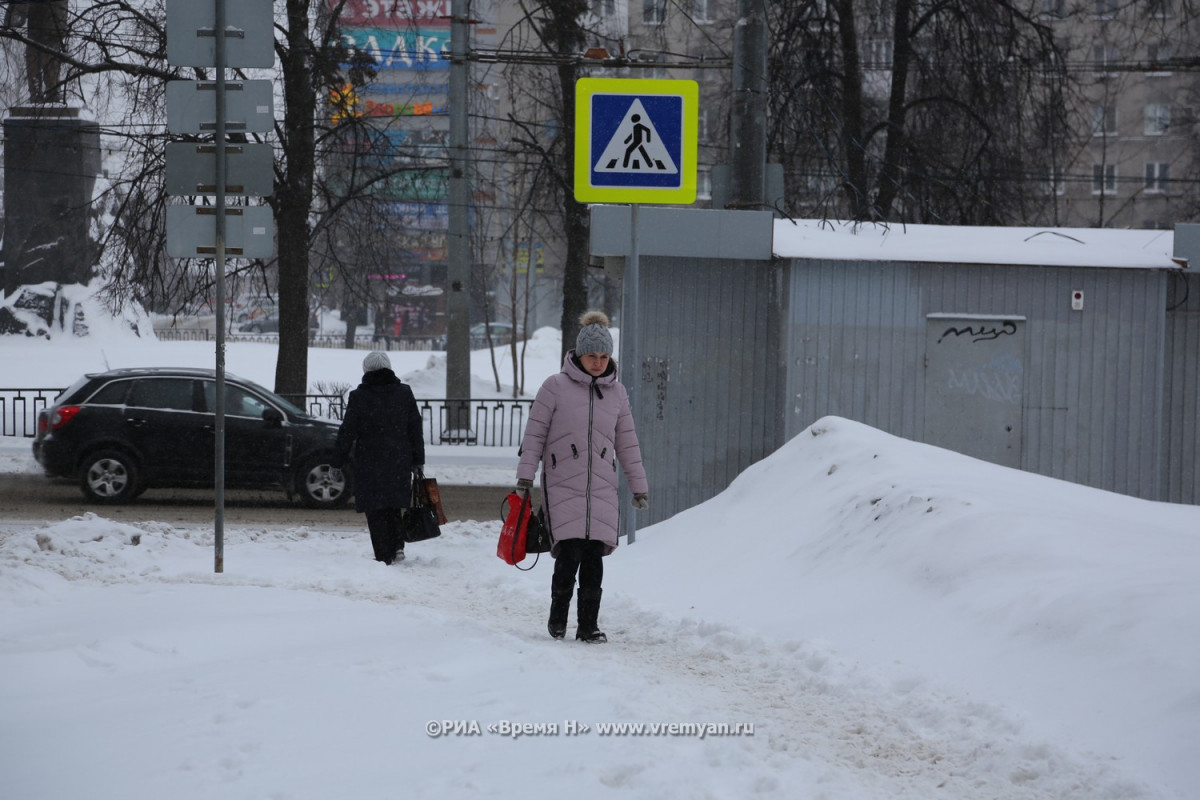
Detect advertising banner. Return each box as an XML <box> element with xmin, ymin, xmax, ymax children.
<box><xmin>338</xmin><ymin>27</ymin><xmax>450</xmax><ymax>70</ymax></box>
<box><xmin>329</xmin><ymin>0</ymin><xmax>452</xmax><ymax>27</ymax></box>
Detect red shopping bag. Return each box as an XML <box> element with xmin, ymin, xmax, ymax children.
<box><xmin>497</xmin><ymin>490</ymin><xmax>533</xmax><ymax>565</ymax></box>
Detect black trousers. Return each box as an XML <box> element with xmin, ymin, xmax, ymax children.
<box><xmin>552</xmin><ymin>538</ymin><xmax>605</xmax><ymax>590</ymax></box>
<box><xmin>365</xmin><ymin>508</ymin><xmax>405</xmax><ymax>563</ymax></box>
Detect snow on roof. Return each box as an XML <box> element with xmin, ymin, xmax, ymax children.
<box><xmin>773</xmin><ymin>218</ymin><xmax>1181</xmax><ymax>270</ymax></box>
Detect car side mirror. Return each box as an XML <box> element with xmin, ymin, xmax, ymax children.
<box><xmin>262</xmin><ymin>407</ymin><xmax>284</xmax><ymax>427</ymax></box>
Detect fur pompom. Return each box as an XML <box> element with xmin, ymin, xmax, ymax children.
<box><xmin>579</xmin><ymin>310</ymin><xmax>610</xmax><ymax>328</ymax></box>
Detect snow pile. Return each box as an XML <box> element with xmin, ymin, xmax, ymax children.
<box><xmin>0</xmin><ymin>279</ymin><xmax>152</xmax><ymax>340</ymax></box>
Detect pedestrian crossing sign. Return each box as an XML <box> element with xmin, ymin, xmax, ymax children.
<box><xmin>574</xmin><ymin>78</ymin><xmax>698</xmax><ymax>204</ymax></box>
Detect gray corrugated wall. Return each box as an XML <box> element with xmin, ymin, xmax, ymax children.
<box><xmin>785</xmin><ymin>259</ymin><xmax>1170</xmax><ymax>501</ymax></box>
<box><xmin>787</xmin><ymin>261</ymin><xmax>924</xmax><ymax>439</ymax></box>
<box><xmin>1164</xmin><ymin>273</ymin><xmax>1200</xmax><ymax>504</ymax></box>
<box><xmin>630</xmin><ymin>256</ymin><xmax>786</xmax><ymax>527</ymax></box>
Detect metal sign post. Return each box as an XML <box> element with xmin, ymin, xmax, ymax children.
<box><xmin>574</xmin><ymin>78</ymin><xmax>697</xmax><ymax>544</ymax></box>
<box><xmin>166</xmin><ymin>0</ymin><xmax>275</xmax><ymax>573</ymax></box>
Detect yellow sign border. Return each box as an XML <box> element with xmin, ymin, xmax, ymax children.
<box><xmin>574</xmin><ymin>77</ymin><xmax>698</xmax><ymax>204</ymax></box>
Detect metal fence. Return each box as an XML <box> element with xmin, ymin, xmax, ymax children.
<box><xmin>0</xmin><ymin>388</ymin><xmax>61</xmax><ymax>439</ymax></box>
<box><xmin>154</xmin><ymin>329</ymin><xmax>442</xmax><ymax>351</ymax></box>
<box><xmin>417</xmin><ymin>399</ymin><xmax>533</xmax><ymax>447</ymax></box>
<box><xmin>279</xmin><ymin>392</ymin><xmax>532</xmax><ymax>447</ymax></box>
<box><xmin>0</xmin><ymin>387</ymin><xmax>532</xmax><ymax>447</ymax></box>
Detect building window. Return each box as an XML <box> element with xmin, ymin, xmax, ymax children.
<box><xmin>644</xmin><ymin>0</ymin><xmax>665</xmax><ymax>25</ymax></box>
<box><xmin>693</xmin><ymin>0</ymin><xmax>712</xmax><ymax>22</ymax></box>
<box><xmin>1092</xmin><ymin>104</ymin><xmax>1117</xmax><ymax>136</ymax></box>
<box><xmin>1145</xmin><ymin>162</ymin><xmax>1170</xmax><ymax>192</ymax></box>
<box><xmin>1041</xmin><ymin>51</ymin><xmax>1067</xmax><ymax>82</ymax></box>
<box><xmin>1092</xmin><ymin>163</ymin><xmax>1117</xmax><ymax>194</ymax></box>
<box><xmin>863</xmin><ymin>38</ymin><xmax>893</xmax><ymax>69</ymax></box>
<box><xmin>1092</xmin><ymin>44</ymin><xmax>1120</xmax><ymax>75</ymax></box>
<box><xmin>1148</xmin><ymin>42</ymin><xmax>1173</xmax><ymax>74</ymax></box>
<box><xmin>697</xmin><ymin>168</ymin><xmax>712</xmax><ymax>200</ymax></box>
<box><xmin>590</xmin><ymin>0</ymin><xmax>617</xmax><ymax>17</ymax></box>
<box><xmin>1094</xmin><ymin>0</ymin><xmax>1119</xmax><ymax>16</ymax></box>
<box><xmin>1044</xmin><ymin>167</ymin><xmax>1066</xmax><ymax>196</ymax></box>
<box><xmin>698</xmin><ymin>106</ymin><xmax>721</xmax><ymax>144</ymax></box>
<box><xmin>1144</xmin><ymin>104</ymin><xmax>1170</xmax><ymax>135</ymax></box>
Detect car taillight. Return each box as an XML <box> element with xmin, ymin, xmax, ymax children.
<box><xmin>48</xmin><ymin>405</ymin><xmax>82</xmax><ymax>430</ymax></box>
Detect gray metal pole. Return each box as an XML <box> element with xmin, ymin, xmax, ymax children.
<box><xmin>213</xmin><ymin>0</ymin><xmax>226</xmax><ymax>573</ymax></box>
<box><xmin>729</xmin><ymin>0</ymin><xmax>768</xmax><ymax>209</ymax></box>
<box><xmin>620</xmin><ymin>204</ymin><xmax>640</xmax><ymax>545</ymax></box>
<box><xmin>445</xmin><ymin>0</ymin><xmax>471</xmax><ymax>422</ymax></box>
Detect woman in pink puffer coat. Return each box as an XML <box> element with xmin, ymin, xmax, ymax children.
<box><xmin>517</xmin><ymin>311</ymin><xmax>649</xmax><ymax>643</ymax></box>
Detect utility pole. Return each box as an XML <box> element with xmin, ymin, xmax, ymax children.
<box><xmin>446</xmin><ymin>0</ymin><xmax>471</xmax><ymax>420</ymax></box>
<box><xmin>729</xmin><ymin>0</ymin><xmax>768</xmax><ymax>209</ymax></box>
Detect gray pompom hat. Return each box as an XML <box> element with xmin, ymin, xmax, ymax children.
<box><xmin>575</xmin><ymin>310</ymin><xmax>613</xmax><ymax>356</ymax></box>
<box><xmin>362</xmin><ymin>350</ymin><xmax>391</xmax><ymax>372</ymax></box>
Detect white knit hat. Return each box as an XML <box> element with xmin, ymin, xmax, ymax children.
<box><xmin>362</xmin><ymin>350</ymin><xmax>391</xmax><ymax>372</ymax></box>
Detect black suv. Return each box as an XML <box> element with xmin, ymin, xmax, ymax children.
<box><xmin>33</xmin><ymin>367</ymin><xmax>351</xmax><ymax>508</ymax></box>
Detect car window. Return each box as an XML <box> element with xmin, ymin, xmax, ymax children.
<box><xmin>202</xmin><ymin>381</ymin><xmax>273</xmax><ymax>419</ymax></box>
<box><xmin>87</xmin><ymin>380</ymin><xmax>132</xmax><ymax>405</ymax></box>
<box><xmin>127</xmin><ymin>378</ymin><xmax>196</xmax><ymax>411</ymax></box>
<box><xmin>227</xmin><ymin>386</ymin><xmax>270</xmax><ymax>418</ymax></box>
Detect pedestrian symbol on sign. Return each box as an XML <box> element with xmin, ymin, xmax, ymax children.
<box><xmin>594</xmin><ymin>100</ymin><xmax>677</xmax><ymax>174</ymax></box>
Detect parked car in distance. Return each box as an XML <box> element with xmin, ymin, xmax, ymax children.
<box><xmin>237</xmin><ymin>312</ymin><xmax>318</xmax><ymax>334</ymax></box>
<box><xmin>435</xmin><ymin>322</ymin><xmax>525</xmax><ymax>350</ymax></box>
<box><xmin>32</xmin><ymin>367</ymin><xmax>351</xmax><ymax>508</ymax></box>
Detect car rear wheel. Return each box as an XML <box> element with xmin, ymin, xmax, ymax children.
<box><xmin>298</xmin><ymin>456</ymin><xmax>350</xmax><ymax>509</ymax></box>
<box><xmin>80</xmin><ymin>450</ymin><xmax>140</xmax><ymax>504</ymax></box>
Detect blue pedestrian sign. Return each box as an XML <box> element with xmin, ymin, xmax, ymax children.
<box><xmin>575</xmin><ymin>78</ymin><xmax>698</xmax><ymax>204</ymax></box>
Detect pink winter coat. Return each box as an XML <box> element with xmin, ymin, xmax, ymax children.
<box><xmin>517</xmin><ymin>352</ymin><xmax>649</xmax><ymax>555</ymax></box>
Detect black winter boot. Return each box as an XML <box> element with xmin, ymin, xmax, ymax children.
<box><xmin>548</xmin><ymin>575</ymin><xmax>574</xmax><ymax>639</ymax></box>
<box><xmin>575</xmin><ymin>588</ymin><xmax>606</xmax><ymax>643</ymax></box>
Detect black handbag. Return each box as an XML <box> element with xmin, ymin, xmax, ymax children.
<box><xmin>403</xmin><ymin>475</ymin><xmax>442</xmax><ymax>543</ymax></box>
<box><xmin>526</xmin><ymin>504</ymin><xmax>551</xmax><ymax>554</ymax></box>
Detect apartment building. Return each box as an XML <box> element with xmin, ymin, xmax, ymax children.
<box><xmin>1043</xmin><ymin>0</ymin><xmax>1200</xmax><ymax>229</ymax></box>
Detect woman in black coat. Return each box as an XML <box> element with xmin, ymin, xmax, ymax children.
<box><xmin>332</xmin><ymin>351</ymin><xmax>425</xmax><ymax>564</ymax></box>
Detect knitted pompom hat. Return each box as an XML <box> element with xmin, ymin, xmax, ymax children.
<box><xmin>576</xmin><ymin>310</ymin><xmax>613</xmax><ymax>356</ymax></box>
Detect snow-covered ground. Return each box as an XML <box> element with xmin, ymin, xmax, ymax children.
<box><xmin>1</xmin><ymin>327</ymin><xmax>1197</xmax><ymax>799</ymax></box>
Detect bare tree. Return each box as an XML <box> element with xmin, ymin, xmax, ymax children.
<box><xmin>767</xmin><ymin>0</ymin><xmax>1078</xmax><ymax>225</ymax></box>
<box><xmin>485</xmin><ymin>1</ymin><xmax>591</xmax><ymax>361</ymax></box>
<box><xmin>0</xmin><ymin>1</ymin><xmax>427</xmax><ymax>398</ymax></box>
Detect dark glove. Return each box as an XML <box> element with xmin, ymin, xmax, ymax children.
<box><xmin>516</xmin><ymin>478</ymin><xmax>533</xmax><ymax>491</ymax></box>
<box><xmin>632</xmin><ymin>492</ymin><xmax>649</xmax><ymax>510</ymax></box>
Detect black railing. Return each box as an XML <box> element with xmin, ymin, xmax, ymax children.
<box><xmin>417</xmin><ymin>399</ymin><xmax>534</xmax><ymax>447</ymax></box>
<box><xmin>279</xmin><ymin>393</ymin><xmax>347</xmax><ymax>420</ymax></box>
<box><xmin>154</xmin><ymin>329</ymin><xmax>442</xmax><ymax>351</ymax></box>
<box><xmin>1</xmin><ymin>387</ymin><xmax>533</xmax><ymax>447</ymax></box>
<box><xmin>0</xmin><ymin>388</ymin><xmax>61</xmax><ymax>438</ymax></box>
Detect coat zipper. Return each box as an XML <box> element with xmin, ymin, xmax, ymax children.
<box><xmin>584</xmin><ymin>377</ymin><xmax>596</xmax><ymax>540</ymax></box>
